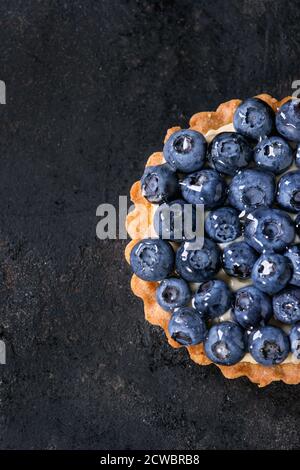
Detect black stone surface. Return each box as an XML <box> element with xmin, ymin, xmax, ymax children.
<box><xmin>1</xmin><ymin>0</ymin><xmax>300</xmax><ymax>450</ymax></box>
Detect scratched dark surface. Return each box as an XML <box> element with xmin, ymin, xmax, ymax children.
<box><xmin>0</xmin><ymin>0</ymin><xmax>300</xmax><ymax>450</ymax></box>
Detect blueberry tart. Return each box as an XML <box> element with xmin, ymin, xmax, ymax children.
<box><xmin>126</xmin><ymin>94</ymin><xmax>300</xmax><ymax>386</ymax></box>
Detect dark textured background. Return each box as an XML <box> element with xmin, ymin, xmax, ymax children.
<box><xmin>1</xmin><ymin>0</ymin><xmax>300</xmax><ymax>450</ymax></box>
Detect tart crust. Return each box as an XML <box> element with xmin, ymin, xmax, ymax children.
<box><xmin>125</xmin><ymin>94</ymin><xmax>300</xmax><ymax>387</ymax></box>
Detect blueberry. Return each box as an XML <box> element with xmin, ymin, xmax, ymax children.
<box><xmin>273</xmin><ymin>287</ymin><xmax>300</xmax><ymax>324</ymax></box>
<box><xmin>232</xmin><ymin>286</ymin><xmax>272</xmax><ymax>328</ymax></box>
<box><xmin>284</xmin><ymin>245</ymin><xmax>300</xmax><ymax>286</ymax></box>
<box><xmin>254</xmin><ymin>136</ymin><xmax>293</xmax><ymax>175</ymax></box>
<box><xmin>192</xmin><ymin>280</ymin><xmax>232</xmax><ymax>319</ymax></box>
<box><xmin>222</xmin><ymin>241</ymin><xmax>258</xmax><ymax>279</ymax></box>
<box><xmin>141</xmin><ymin>163</ymin><xmax>178</xmax><ymax>204</ymax></box>
<box><xmin>163</xmin><ymin>129</ymin><xmax>207</xmax><ymax>173</ymax></box>
<box><xmin>130</xmin><ymin>238</ymin><xmax>174</xmax><ymax>281</ymax></box>
<box><xmin>204</xmin><ymin>321</ymin><xmax>246</xmax><ymax>365</ymax></box>
<box><xmin>153</xmin><ymin>199</ymin><xmax>197</xmax><ymax>242</ymax></box>
<box><xmin>228</xmin><ymin>169</ymin><xmax>275</xmax><ymax>213</ymax></box>
<box><xmin>176</xmin><ymin>239</ymin><xmax>220</xmax><ymax>282</ymax></box>
<box><xmin>296</xmin><ymin>145</ymin><xmax>300</xmax><ymax>168</ymax></box>
<box><xmin>276</xmin><ymin>99</ymin><xmax>300</xmax><ymax>142</ymax></box>
<box><xmin>277</xmin><ymin>170</ymin><xmax>300</xmax><ymax>213</ymax></box>
<box><xmin>244</xmin><ymin>207</ymin><xmax>295</xmax><ymax>253</ymax></box>
<box><xmin>181</xmin><ymin>169</ymin><xmax>227</xmax><ymax>209</ymax></box>
<box><xmin>209</xmin><ymin>132</ymin><xmax>253</xmax><ymax>175</ymax></box>
<box><xmin>168</xmin><ymin>307</ymin><xmax>207</xmax><ymax>346</ymax></box>
<box><xmin>233</xmin><ymin>98</ymin><xmax>274</xmax><ymax>140</ymax></box>
<box><xmin>289</xmin><ymin>323</ymin><xmax>300</xmax><ymax>359</ymax></box>
<box><xmin>248</xmin><ymin>326</ymin><xmax>290</xmax><ymax>365</ymax></box>
<box><xmin>251</xmin><ymin>252</ymin><xmax>292</xmax><ymax>295</ymax></box>
<box><xmin>156</xmin><ymin>277</ymin><xmax>191</xmax><ymax>312</ymax></box>
<box><xmin>205</xmin><ymin>207</ymin><xmax>242</xmax><ymax>243</ymax></box>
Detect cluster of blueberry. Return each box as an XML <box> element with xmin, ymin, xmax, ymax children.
<box><xmin>130</xmin><ymin>97</ymin><xmax>300</xmax><ymax>367</ymax></box>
